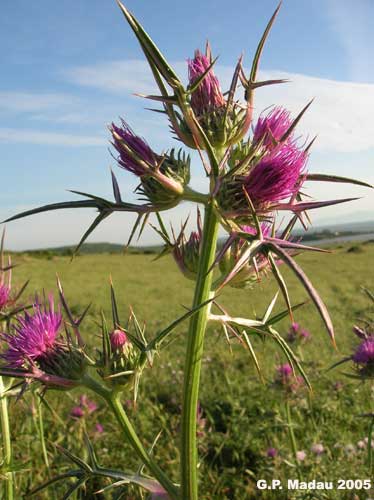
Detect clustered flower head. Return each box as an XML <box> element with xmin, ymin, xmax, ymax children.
<box><xmin>0</xmin><ymin>295</ymin><xmax>86</xmax><ymax>389</ymax></box>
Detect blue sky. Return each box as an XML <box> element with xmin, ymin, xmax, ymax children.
<box><xmin>1</xmin><ymin>0</ymin><xmax>373</xmax><ymax>249</ymax></box>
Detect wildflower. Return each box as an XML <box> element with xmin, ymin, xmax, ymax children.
<box><xmin>0</xmin><ymin>284</ymin><xmax>11</xmax><ymax>310</ymax></box>
<box><xmin>171</xmin><ymin>213</ymin><xmax>202</xmax><ymax>280</ymax></box>
<box><xmin>353</xmin><ymin>337</ymin><xmax>374</xmax><ymax>365</ymax></box>
<box><xmin>352</xmin><ymin>336</ymin><xmax>374</xmax><ymax>378</ymax></box>
<box><xmin>311</xmin><ymin>443</ymin><xmax>324</xmax><ymax>455</ymax></box>
<box><xmin>253</xmin><ymin>107</ymin><xmax>293</xmax><ymax>150</ymax></box>
<box><xmin>70</xmin><ymin>395</ymin><xmax>98</xmax><ymax>419</ymax></box>
<box><xmin>95</xmin><ymin>423</ymin><xmax>104</xmax><ymax>434</ymax></box>
<box><xmin>71</xmin><ymin>406</ymin><xmax>85</xmax><ymax>419</ymax></box>
<box><xmin>110</xmin><ymin>329</ymin><xmax>129</xmax><ymax>351</ymax></box>
<box><xmin>219</xmin><ymin>224</ymin><xmax>273</xmax><ymax>289</ymax></box>
<box><xmin>357</xmin><ymin>440</ymin><xmax>366</xmax><ymax>450</ymax></box>
<box><xmin>266</xmin><ymin>447</ymin><xmax>278</xmax><ymax>458</ymax></box>
<box><xmin>0</xmin><ymin>296</ymin><xmax>86</xmax><ymax>389</ymax></box>
<box><xmin>243</xmin><ymin>146</ymin><xmax>307</xmax><ymax>208</ymax></box>
<box><xmin>296</xmin><ymin>450</ymin><xmax>306</xmax><ymax>462</ymax></box>
<box><xmin>274</xmin><ymin>363</ymin><xmax>303</xmax><ymax>393</ymax></box>
<box><xmin>111</xmin><ymin>120</ymin><xmax>190</xmax><ymax>208</ymax></box>
<box><xmin>188</xmin><ymin>49</ymin><xmax>225</xmax><ymax>117</ymax></box>
<box><xmin>287</xmin><ymin>322</ymin><xmax>311</xmax><ymax>343</ymax></box>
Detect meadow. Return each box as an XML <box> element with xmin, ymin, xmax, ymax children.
<box><xmin>5</xmin><ymin>240</ymin><xmax>374</xmax><ymax>499</ymax></box>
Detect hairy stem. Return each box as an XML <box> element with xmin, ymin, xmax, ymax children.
<box><xmin>0</xmin><ymin>376</ymin><xmax>13</xmax><ymax>500</ymax></box>
<box><xmin>180</xmin><ymin>202</ymin><xmax>220</xmax><ymax>499</ymax></box>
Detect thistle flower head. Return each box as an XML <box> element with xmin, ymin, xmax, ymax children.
<box><xmin>218</xmin><ymin>223</ymin><xmax>274</xmax><ymax>289</ymax></box>
<box><xmin>111</xmin><ymin>120</ymin><xmax>158</xmax><ymax>177</ymax></box>
<box><xmin>188</xmin><ymin>48</ymin><xmax>225</xmax><ymax>116</ymax></box>
<box><xmin>253</xmin><ymin>107</ymin><xmax>293</xmax><ymax>150</ymax></box>
<box><xmin>2</xmin><ymin>296</ymin><xmax>62</xmax><ymax>368</ymax></box>
<box><xmin>111</xmin><ymin>120</ymin><xmax>190</xmax><ymax>208</ymax></box>
<box><xmin>0</xmin><ymin>284</ymin><xmax>11</xmax><ymax>310</ymax></box>
<box><xmin>266</xmin><ymin>447</ymin><xmax>278</xmax><ymax>458</ymax></box>
<box><xmin>1</xmin><ymin>296</ymin><xmax>86</xmax><ymax>389</ymax></box>
<box><xmin>172</xmin><ymin>213</ymin><xmax>203</xmax><ymax>280</ymax></box>
<box><xmin>244</xmin><ymin>146</ymin><xmax>307</xmax><ymax>207</ymax></box>
<box><xmin>110</xmin><ymin>328</ymin><xmax>129</xmax><ymax>351</ymax></box>
<box><xmin>353</xmin><ymin>337</ymin><xmax>374</xmax><ymax>366</ymax></box>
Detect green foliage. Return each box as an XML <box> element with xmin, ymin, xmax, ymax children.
<box><xmin>6</xmin><ymin>242</ymin><xmax>374</xmax><ymax>498</ymax></box>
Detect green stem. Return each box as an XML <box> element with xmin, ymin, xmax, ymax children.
<box><xmin>108</xmin><ymin>395</ymin><xmax>179</xmax><ymax>499</ymax></box>
<box><xmin>367</xmin><ymin>415</ymin><xmax>374</xmax><ymax>474</ymax></box>
<box><xmin>180</xmin><ymin>203</ymin><xmax>220</xmax><ymax>500</ymax></box>
<box><xmin>0</xmin><ymin>376</ymin><xmax>13</xmax><ymax>500</ymax></box>
<box><xmin>36</xmin><ymin>398</ymin><xmax>49</xmax><ymax>469</ymax></box>
<box><xmin>285</xmin><ymin>400</ymin><xmax>301</xmax><ymax>481</ymax></box>
<box><xmin>183</xmin><ymin>186</ymin><xmax>209</xmax><ymax>205</ymax></box>
<box><xmin>82</xmin><ymin>375</ymin><xmax>178</xmax><ymax>499</ymax></box>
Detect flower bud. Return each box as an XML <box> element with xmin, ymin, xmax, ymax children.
<box><xmin>110</xmin><ymin>328</ymin><xmax>129</xmax><ymax>351</ymax></box>
<box><xmin>178</xmin><ymin>45</ymin><xmax>248</xmax><ymax>148</ymax></box>
<box><xmin>98</xmin><ymin>329</ymin><xmax>141</xmax><ymax>388</ymax></box>
<box><xmin>173</xmin><ymin>230</ymin><xmax>201</xmax><ymax>280</ymax></box>
<box><xmin>219</xmin><ymin>225</ymin><xmax>271</xmax><ymax>288</ymax></box>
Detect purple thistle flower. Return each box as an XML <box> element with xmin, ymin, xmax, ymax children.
<box><xmin>110</xmin><ymin>329</ymin><xmax>129</xmax><ymax>351</ymax></box>
<box><xmin>352</xmin><ymin>337</ymin><xmax>374</xmax><ymax>365</ymax></box>
<box><xmin>95</xmin><ymin>423</ymin><xmax>104</xmax><ymax>434</ymax></box>
<box><xmin>71</xmin><ymin>406</ymin><xmax>85</xmax><ymax>419</ymax></box>
<box><xmin>2</xmin><ymin>296</ymin><xmax>62</xmax><ymax>368</ymax></box>
<box><xmin>111</xmin><ymin>120</ymin><xmax>158</xmax><ymax>177</ymax></box>
<box><xmin>0</xmin><ymin>284</ymin><xmax>11</xmax><ymax>310</ymax></box>
<box><xmin>276</xmin><ymin>363</ymin><xmax>293</xmax><ymax>380</ymax></box>
<box><xmin>244</xmin><ymin>145</ymin><xmax>307</xmax><ymax>207</ymax></box>
<box><xmin>188</xmin><ymin>49</ymin><xmax>225</xmax><ymax>116</ymax></box>
<box><xmin>253</xmin><ymin>107</ymin><xmax>293</xmax><ymax>150</ymax></box>
<box><xmin>0</xmin><ymin>295</ymin><xmax>86</xmax><ymax>389</ymax></box>
<box><xmin>266</xmin><ymin>447</ymin><xmax>278</xmax><ymax>458</ymax></box>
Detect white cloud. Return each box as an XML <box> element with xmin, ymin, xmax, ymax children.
<box><xmin>64</xmin><ymin>59</ymin><xmax>374</xmax><ymax>154</ymax></box>
<box><xmin>0</xmin><ymin>128</ymin><xmax>105</xmax><ymax>147</ymax></box>
<box><xmin>0</xmin><ymin>92</ymin><xmax>78</xmax><ymax>113</ymax></box>
<box><xmin>327</xmin><ymin>0</ymin><xmax>374</xmax><ymax>81</ymax></box>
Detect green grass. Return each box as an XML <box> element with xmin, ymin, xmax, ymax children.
<box><xmin>5</xmin><ymin>241</ymin><xmax>374</xmax><ymax>499</ymax></box>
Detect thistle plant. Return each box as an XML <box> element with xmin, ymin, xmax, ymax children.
<box><xmin>1</xmin><ymin>1</ymin><xmax>373</xmax><ymax>498</ymax></box>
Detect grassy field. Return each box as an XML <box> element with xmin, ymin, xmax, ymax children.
<box><xmin>5</xmin><ymin>240</ymin><xmax>374</xmax><ymax>499</ymax></box>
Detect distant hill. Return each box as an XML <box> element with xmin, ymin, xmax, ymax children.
<box><xmin>18</xmin><ymin>219</ymin><xmax>374</xmax><ymax>255</ymax></box>
<box><xmin>20</xmin><ymin>242</ymin><xmax>163</xmax><ymax>257</ymax></box>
